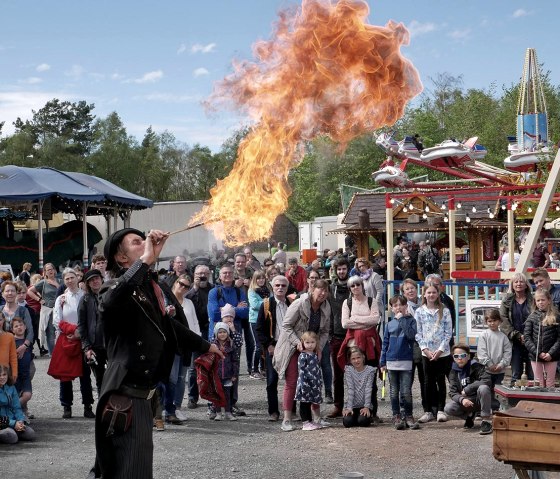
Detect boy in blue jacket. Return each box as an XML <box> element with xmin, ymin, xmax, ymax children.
<box><xmin>380</xmin><ymin>295</ymin><xmax>418</xmax><ymax>430</ymax></box>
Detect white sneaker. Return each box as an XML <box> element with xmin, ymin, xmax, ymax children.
<box><xmin>225</xmin><ymin>412</ymin><xmax>238</xmax><ymax>421</ymax></box>
<box><xmin>214</xmin><ymin>413</ymin><xmax>225</xmax><ymax>421</ymax></box>
<box><xmin>418</xmin><ymin>412</ymin><xmax>434</xmax><ymax>423</ymax></box>
<box><xmin>281</xmin><ymin>421</ymin><xmax>296</xmax><ymax>432</ymax></box>
<box><xmin>314</xmin><ymin>418</ymin><xmax>331</xmax><ymax>428</ymax></box>
<box><xmin>175</xmin><ymin>409</ymin><xmax>187</xmax><ymax>421</ymax></box>
<box><xmin>436</xmin><ymin>411</ymin><xmax>448</xmax><ymax>422</ymax></box>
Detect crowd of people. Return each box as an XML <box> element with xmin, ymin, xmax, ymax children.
<box><xmin>1</xmin><ymin>233</ymin><xmax>560</xmax><ymax>477</ymax></box>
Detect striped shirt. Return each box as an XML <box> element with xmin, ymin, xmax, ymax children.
<box><xmin>343</xmin><ymin>365</ymin><xmax>375</xmax><ymax>409</ymax></box>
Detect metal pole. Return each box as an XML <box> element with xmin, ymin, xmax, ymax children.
<box><xmin>82</xmin><ymin>202</ymin><xmax>89</xmax><ymax>269</ymax></box>
<box><xmin>38</xmin><ymin>200</ymin><xmax>44</xmax><ymax>272</ymax></box>
<box><xmin>448</xmin><ymin>197</ymin><xmax>456</xmax><ymax>280</ymax></box>
<box><xmin>507</xmin><ymin>199</ymin><xmax>515</xmax><ymax>272</ymax></box>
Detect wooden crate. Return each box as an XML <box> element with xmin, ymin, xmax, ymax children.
<box><xmin>493</xmin><ymin>401</ymin><xmax>560</xmax><ymax>466</ymax></box>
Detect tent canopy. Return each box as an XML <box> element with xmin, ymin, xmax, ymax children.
<box><xmin>0</xmin><ymin>165</ymin><xmax>153</xmax><ymax>213</ymax></box>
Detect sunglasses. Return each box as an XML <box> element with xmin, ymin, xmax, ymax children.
<box><xmin>273</xmin><ymin>284</ymin><xmax>287</xmax><ymax>288</ymax></box>
<box><xmin>350</xmin><ymin>283</ymin><xmax>363</xmax><ymax>288</ymax></box>
<box><xmin>453</xmin><ymin>353</ymin><xmax>468</xmax><ymax>359</ymax></box>
<box><xmin>177</xmin><ymin>281</ymin><xmax>191</xmax><ymax>289</ymax></box>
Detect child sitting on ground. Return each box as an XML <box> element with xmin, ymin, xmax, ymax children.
<box><xmin>294</xmin><ymin>331</ymin><xmax>324</xmax><ymax>431</ymax></box>
<box><xmin>211</xmin><ymin>317</ymin><xmax>241</xmax><ymax>421</ymax></box>
<box><xmin>11</xmin><ymin>317</ymin><xmax>33</xmax><ymax>421</ymax></box>
<box><xmin>380</xmin><ymin>295</ymin><xmax>419</xmax><ymax>430</ymax></box>
<box><xmin>342</xmin><ymin>347</ymin><xmax>375</xmax><ymax>428</ymax></box>
<box><xmin>476</xmin><ymin>308</ymin><xmax>511</xmax><ymax>408</ymax></box>
<box><xmin>444</xmin><ymin>344</ymin><xmax>493</xmax><ymax>435</ymax></box>
<box><xmin>0</xmin><ymin>363</ymin><xmax>35</xmax><ymax>444</ymax></box>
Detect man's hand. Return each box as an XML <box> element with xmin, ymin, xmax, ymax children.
<box><xmin>141</xmin><ymin>230</ymin><xmax>169</xmax><ymax>266</ymax></box>
<box><xmin>193</xmin><ymin>276</ymin><xmax>201</xmax><ymax>291</ymax></box>
<box><xmin>462</xmin><ymin>398</ymin><xmax>474</xmax><ymax>408</ymax></box>
<box><xmin>208</xmin><ymin>343</ymin><xmax>224</xmax><ymax>359</ymax></box>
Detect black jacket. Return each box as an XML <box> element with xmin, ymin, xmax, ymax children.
<box><xmin>329</xmin><ymin>279</ymin><xmax>350</xmax><ymax>340</ymax></box>
<box><xmin>448</xmin><ymin>361</ymin><xmax>491</xmax><ymax>404</ymax></box>
<box><xmin>523</xmin><ymin>310</ymin><xmax>560</xmax><ymax>361</ymax></box>
<box><xmin>256</xmin><ymin>296</ymin><xmax>292</xmax><ymax>349</ymax></box>
<box><xmin>77</xmin><ymin>291</ymin><xmax>104</xmax><ymax>352</ymax></box>
<box><xmin>185</xmin><ymin>284</ymin><xmax>212</xmax><ymax>334</ymax></box>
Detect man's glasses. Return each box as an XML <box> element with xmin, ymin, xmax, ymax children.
<box><xmin>177</xmin><ymin>281</ymin><xmax>190</xmax><ymax>289</ymax></box>
<box><xmin>453</xmin><ymin>353</ymin><xmax>468</xmax><ymax>359</ymax></box>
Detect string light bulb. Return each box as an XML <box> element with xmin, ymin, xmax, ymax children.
<box><xmin>556</xmin><ymin>205</ymin><xmax>560</xmax><ymax>212</ymax></box>
<box><xmin>502</xmin><ymin>204</ymin><xmax>507</xmax><ymax>210</ymax></box>
<box><xmin>528</xmin><ymin>206</ymin><xmax>533</xmax><ymax>213</ymax></box>
<box><xmin>390</xmin><ymin>198</ymin><xmax>395</xmax><ymax>204</ymax></box>
<box><xmin>465</xmin><ymin>214</ymin><xmax>471</xmax><ymax>223</ymax></box>
<box><xmin>422</xmin><ymin>213</ymin><xmax>428</xmax><ymax>219</ymax></box>
<box><xmin>457</xmin><ymin>202</ymin><xmax>462</xmax><ymax>209</ymax></box>
<box><xmin>472</xmin><ymin>206</ymin><xmax>477</xmax><ymax>213</ymax></box>
<box><xmin>444</xmin><ymin>216</ymin><xmax>449</xmax><ymax>223</ymax></box>
<box><xmin>441</xmin><ymin>203</ymin><xmax>446</xmax><ymax>210</ymax></box>
<box><xmin>403</xmin><ymin>205</ymin><xmax>408</xmax><ymax>212</ymax></box>
<box><xmin>425</xmin><ymin>205</ymin><xmax>430</xmax><ymax>213</ymax></box>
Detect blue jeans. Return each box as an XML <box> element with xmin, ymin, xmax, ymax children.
<box><xmin>265</xmin><ymin>349</ymin><xmax>279</xmax><ymax>415</ymax></box>
<box><xmin>321</xmin><ymin>341</ymin><xmax>333</xmax><ymax>396</ymax></box>
<box><xmin>388</xmin><ymin>369</ymin><xmax>413</xmax><ymax>417</ymax></box>
<box><xmin>250</xmin><ymin>323</ymin><xmax>263</xmax><ymax>373</ymax></box>
<box><xmin>165</xmin><ymin>355</ymin><xmax>184</xmax><ymax>415</ymax></box>
<box><xmin>174</xmin><ymin>360</ymin><xmax>188</xmax><ymax>408</ymax></box>
<box><xmin>511</xmin><ymin>341</ymin><xmax>533</xmax><ymax>384</ymax></box>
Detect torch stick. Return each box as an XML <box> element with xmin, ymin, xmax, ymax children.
<box><xmin>381</xmin><ymin>369</ymin><xmax>386</xmax><ymax>401</ymax></box>
<box><xmin>167</xmin><ymin>221</ymin><xmax>207</xmax><ymax>236</ymax></box>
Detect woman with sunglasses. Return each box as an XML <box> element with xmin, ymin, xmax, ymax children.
<box><xmin>337</xmin><ymin>275</ymin><xmax>381</xmax><ymax>424</ymax></box>
<box><xmin>248</xmin><ymin>271</ymin><xmax>269</xmax><ymax>379</ymax></box>
<box><xmin>162</xmin><ymin>274</ymin><xmax>200</xmax><ymax>424</ymax></box>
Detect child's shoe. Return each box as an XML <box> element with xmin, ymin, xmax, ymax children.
<box><xmin>214</xmin><ymin>413</ymin><xmax>225</xmax><ymax>421</ymax></box>
<box><xmin>391</xmin><ymin>414</ymin><xmax>402</xmax><ymax>429</ymax></box>
<box><xmin>225</xmin><ymin>412</ymin><xmax>238</xmax><ymax>421</ymax></box>
<box><xmin>405</xmin><ymin>416</ymin><xmax>420</xmax><ymax>430</ymax></box>
<box><xmin>281</xmin><ymin>420</ymin><xmax>296</xmax><ymax>432</ymax></box>
<box><xmin>436</xmin><ymin>411</ymin><xmax>448</xmax><ymax>422</ymax></box>
<box><xmin>479</xmin><ymin>420</ymin><xmax>493</xmax><ymax>435</ymax></box>
<box><xmin>314</xmin><ymin>418</ymin><xmax>331</xmax><ymax>428</ymax></box>
<box><xmin>418</xmin><ymin>412</ymin><xmax>434</xmax><ymax>423</ymax></box>
<box><xmin>302</xmin><ymin>421</ymin><xmax>322</xmax><ymax>431</ymax></box>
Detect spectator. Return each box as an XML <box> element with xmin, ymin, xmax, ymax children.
<box><xmin>244</xmin><ymin>247</ymin><xmax>262</xmax><ymax>272</ymax></box>
<box><xmin>248</xmin><ymin>271</ymin><xmax>269</xmax><ymax>379</ymax></box>
<box><xmin>531</xmin><ymin>268</ymin><xmax>560</xmax><ymax>310</ymax></box>
<box><xmin>91</xmin><ymin>254</ymin><xmax>110</xmax><ymax>281</ymax></box>
<box><xmin>0</xmin><ymin>364</ymin><xmax>35</xmax><ymax>444</ymax></box>
<box><xmin>418</xmin><ymin>241</ymin><xmax>441</xmax><ymax>279</ymax></box>
<box><xmin>272</xmin><ymin>242</ymin><xmax>287</xmax><ymax>267</ymax></box>
<box><xmin>11</xmin><ymin>317</ymin><xmax>33</xmax><ymax>420</ymax></box>
<box><xmin>342</xmin><ymin>347</ymin><xmax>376</xmax><ymax>428</ymax></box>
<box><xmin>165</xmin><ymin>255</ymin><xmax>188</xmax><ymax>288</ymax></box>
<box><xmin>532</xmin><ymin>242</ymin><xmax>550</xmax><ymax>268</ymax></box>
<box><xmin>0</xmin><ymin>313</ymin><xmax>17</xmax><ymax>381</ymax></box>
<box><xmin>444</xmin><ymin>344</ymin><xmax>493</xmax><ymax>435</ymax></box>
<box><xmin>415</xmin><ymin>284</ymin><xmax>452</xmax><ymax>424</ymax></box>
<box><xmin>500</xmin><ymin>273</ymin><xmax>534</xmax><ymax>386</ymax></box>
<box><xmin>354</xmin><ymin>257</ymin><xmax>384</xmax><ymax>314</ymax></box>
<box><xmin>18</xmin><ymin>263</ymin><xmax>32</xmax><ymax>287</ymax></box>
<box><xmin>524</xmin><ymin>289</ymin><xmax>560</xmax><ymax>388</ymax></box>
<box><xmin>256</xmin><ymin>275</ymin><xmax>292</xmax><ymax>422</ymax></box>
<box><xmin>285</xmin><ymin>258</ymin><xmax>307</xmax><ymax>294</ymax></box>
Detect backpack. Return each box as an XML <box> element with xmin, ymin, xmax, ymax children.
<box><xmin>424</xmin><ymin>248</ymin><xmax>440</xmax><ymax>274</ymax></box>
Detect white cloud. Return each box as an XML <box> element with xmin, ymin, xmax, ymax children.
<box><xmin>0</xmin><ymin>90</ymin><xmax>77</xmax><ymax>134</ymax></box>
<box><xmin>36</xmin><ymin>63</ymin><xmax>51</xmax><ymax>72</ymax></box>
<box><xmin>136</xmin><ymin>93</ymin><xmax>200</xmax><ymax>103</ymax></box>
<box><xmin>193</xmin><ymin>67</ymin><xmax>209</xmax><ymax>78</ymax></box>
<box><xmin>65</xmin><ymin>64</ymin><xmax>85</xmax><ymax>79</ymax></box>
<box><xmin>127</xmin><ymin>70</ymin><xmax>164</xmax><ymax>84</ymax></box>
<box><xmin>448</xmin><ymin>28</ymin><xmax>471</xmax><ymax>41</ymax></box>
<box><xmin>111</xmin><ymin>72</ymin><xmax>125</xmax><ymax>81</ymax></box>
<box><xmin>177</xmin><ymin>43</ymin><xmax>187</xmax><ymax>55</ymax></box>
<box><xmin>407</xmin><ymin>20</ymin><xmax>437</xmax><ymax>38</ymax></box>
<box><xmin>20</xmin><ymin>77</ymin><xmax>43</xmax><ymax>85</ymax></box>
<box><xmin>512</xmin><ymin>9</ymin><xmax>531</xmax><ymax>18</ymax></box>
<box><xmin>191</xmin><ymin>43</ymin><xmax>216</xmax><ymax>54</ymax></box>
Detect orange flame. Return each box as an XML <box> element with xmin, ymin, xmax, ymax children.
<box><xmin>193</xmin><ymin>0</ymin><xmax>422</xmax><ymax>245</ymax></box>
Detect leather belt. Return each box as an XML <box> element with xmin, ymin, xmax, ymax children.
<box><xmin>119</xmin><ymin>385</ymin><xmax>156</xmax><ymax>400</ymax></box>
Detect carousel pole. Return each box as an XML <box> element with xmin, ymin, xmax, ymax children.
<box><xmin>37</xmin><ymin>200</ymin><xmax>44</xmax><ymax>273</ymax></box>
<box><xmin>82</xmin><ymin>202</ymin><xmax>89</xmax><ymax>269</ymax></box>
<box><xmin>515</xmin><ymin>149</ymin><xmax>560</xmax><ymax>274</ymax></box>
<box><xmin>507</xmin><ymin>198</ymin><xmax>515</xmax><ymax>274</ymax></box>
<box><xmin>448</xmin><ymin>197</ymin><xmax>456</xmax><ymax>280</ymax></box>
<box><xmin>385</xmin><ymin>194</ymin><xmax>395</xmax><ymax>306</ymax></box>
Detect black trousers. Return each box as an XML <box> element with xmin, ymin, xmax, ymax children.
<box><xmin>96</xmin><ymin>396</ymin><xmax>154</xmax><ymax>479</ymax></box>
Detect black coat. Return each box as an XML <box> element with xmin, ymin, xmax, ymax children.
<box><xmin>256</xmin><ymin>296</ymin><xmax>292</xmax><ymax>349</ymax></box>
<box><xmin>523</xmin><ymin>310</ymin><xmax>560</xmax><ymax>361</ymax></box>
<box><xmin>77</xmin><ymin>291</ymin><xmax>104</xmax><ymax>352</ymax></box>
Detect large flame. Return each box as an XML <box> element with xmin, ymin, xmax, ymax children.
<box><xmin>193</xmin><ymin>0</ymin><xmax>422</xmax><ymax>245</ymax></box>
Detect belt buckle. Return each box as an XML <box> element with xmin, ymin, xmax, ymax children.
<box><xmin>146</xmin><ymin>388</ymin><xmax>156</xmax><ymax>400</ymax></box>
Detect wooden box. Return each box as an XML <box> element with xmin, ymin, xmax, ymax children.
<box><xmin>493</xmin><ymin>401</ymin><xmax>560</xmax><ymax>466</ymax></box>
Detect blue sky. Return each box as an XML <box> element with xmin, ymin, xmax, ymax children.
<box><xmin>1</xmin><ymin>1</ymin><xmax>557</xmax><ymax>152</ymax></box>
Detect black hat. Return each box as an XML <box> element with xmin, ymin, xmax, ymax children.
<box><xmin>104</xmin><ymin>228</ymin><xmax>146</xmax><ymax>271</ymax></box>
<box><xmin>83</xmin><ymin>269</ymin><xmax>102</xmax><ymax>283</ymax></box>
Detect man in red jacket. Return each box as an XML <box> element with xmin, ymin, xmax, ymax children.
<box><xmin>285</xmin><ymin>257</ymin><xmax>307</xmax><ymax>293</ymax></box>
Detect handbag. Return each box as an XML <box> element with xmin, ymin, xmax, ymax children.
<box><xmin>101</xmin><ymin>393</ymin><xmax>133</xmax><ymax>437</ymax></box>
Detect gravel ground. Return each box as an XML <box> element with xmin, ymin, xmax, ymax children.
<box><xmin>2</xmin><ymin>353</ymin><xmax>524</xmax><ymax>479</ymax></box>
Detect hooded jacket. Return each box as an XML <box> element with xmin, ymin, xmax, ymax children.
<box><xmin>329</xmin><ymin>278</ymin><xmax>350</xmax><ymax>340</ymax></box>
